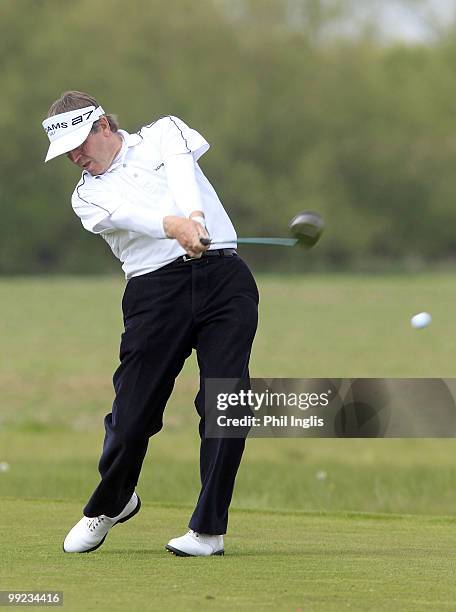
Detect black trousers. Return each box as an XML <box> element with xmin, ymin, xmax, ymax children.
<box><xmin>83</xmin><ymin>253</ymin><xmax>259</xmax><ymax>535</ymax></box>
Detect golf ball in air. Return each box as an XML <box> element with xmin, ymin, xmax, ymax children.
<box><xmin>411</xmin><ymin>312</ymin><xmax>431</xmax><ymax>329</ymax></box>
<box><xmin>0</xmin><ymin>462</ymin><xmax>10</xmax><ymax>473</ymax></box>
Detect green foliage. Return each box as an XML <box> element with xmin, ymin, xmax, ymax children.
<box><xmin>2</xmin><ymin>0</ymin><xmax>456</xmax><ymax>272</ymax></box>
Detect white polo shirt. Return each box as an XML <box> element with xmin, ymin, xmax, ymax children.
<box><xmin>71</xmin><ymin>116</ymin><xmax>237</xmax><ymax>279</ymax></box>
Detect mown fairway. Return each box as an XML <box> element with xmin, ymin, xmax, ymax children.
<box><xmin>1</xmin><ymin>273</ymin><xmax>456</xmax><ymax>611</ymax></box>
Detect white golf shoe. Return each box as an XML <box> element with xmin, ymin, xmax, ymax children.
<box><xmin>63</xmin><ymin>492</ymin><xmax>141</xmax><ymax>553</ymax></box>
<box><xmin>165</xmin><ymin>529</ymin><xmax>224</xmax><ymax>556</ymax></box>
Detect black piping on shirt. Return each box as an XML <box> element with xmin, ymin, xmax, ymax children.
<box><xmin>168</xmin><ymin>116</ymin><xmax>191</xmax><ymax>153</ymax></box>
<box><xmin>136</xmin><ymin>115</ymin><xmax>164</xmax><ymax>140</ymax></box>
<box><xmin>73</xmin><ymin>172</ymin><xmax>111</xmax><ymax>215</ymax></box>
<box><xmin>136</xmin><ymin>116</ymin><xmax>192</xmax><ymax>154</ymax></box>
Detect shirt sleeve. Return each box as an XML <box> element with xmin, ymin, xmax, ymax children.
<box><xmin>72</xmin><ymin>175</ymin><xmax>166</xmax><ymax>237</ymax></box>
<box><xmin>160</xmin><ymin>116</ymin><xmax>210</xmax><ymax>162</ymax></box>
<box><xmin>71</xmin><ymin>176</ymin><xmax>123</xmax><ymax>234</ymax></box>
<box><xmin>165</xmin><ymin>152</ymin><xmax>205</xmax><ymax>218</ymax></box>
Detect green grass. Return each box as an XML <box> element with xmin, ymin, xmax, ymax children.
<box><xmin>1</xmin><ymin>431</ymin><xmax>456</xmax><ymax>516</ymax></box>
<box><xmin>3</xmin><ymin>499</ymin><xmax>456</xmax><ymax>612</ymax></box>
<box><xmin>1</xmin><ymin>274</ymin><xmax>456</xmax><ymax>610</ymax></box>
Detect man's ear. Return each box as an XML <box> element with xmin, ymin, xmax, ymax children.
<box><xmin>99</xmin><ymin>116</ymin><xmax>111</xmax><ymax>135</ymax></box>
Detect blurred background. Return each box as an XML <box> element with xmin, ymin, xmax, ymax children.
<box><xmin>3</xmin><ymin>0</ymin><xmax>456</xmax><ymax>274</ymax></box>
<box><xmin>2</xmin><ymin>0</ymin><xmax>456</xmax><ymax>502</ymax></box>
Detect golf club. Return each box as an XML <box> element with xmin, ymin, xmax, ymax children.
<box><xmin>200</xmin><ymin>211</ymin><xmax>324</xmax><ymax>249</ymax></box>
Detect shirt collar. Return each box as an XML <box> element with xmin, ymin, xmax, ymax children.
<box><xmin>120</xmin><ymin>129</ymin><xmax>143</xmax><ymax>149</ymax></box>
<box><xmin>107</xmin><ymin>129</ymin><xmax>142</xmax><ymax>171</ymax></box>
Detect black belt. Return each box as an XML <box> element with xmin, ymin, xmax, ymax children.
<box><xmin>176</xmin><ymin>248</ymin><xmax>237</xmax><ymax>263</ymax></box>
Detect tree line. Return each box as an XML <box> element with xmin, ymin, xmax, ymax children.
<box><xmin>2</xmin><ymin>0</ymin><xmax>456</xmax><ymax>273</ymax></box>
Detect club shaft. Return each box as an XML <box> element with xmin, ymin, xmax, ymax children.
<box><xmin>202</xmin><ymin>237</ymin><xmax>298</xmax><ymax>247</ymax></box>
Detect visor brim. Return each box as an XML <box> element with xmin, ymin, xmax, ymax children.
<box><xmin>44</xmin><ymin>123</ymin><xmax>93</xmax><ymax>162</ymax></box>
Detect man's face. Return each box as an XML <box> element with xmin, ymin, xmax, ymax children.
<box><xmin>67</xmin><ymin>119</ymin><xmax>121</xmax><ymax>176</ymax></box>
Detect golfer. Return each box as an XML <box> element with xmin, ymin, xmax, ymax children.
<box><xmin>42</xmin><ymin>91</ymin><xmax>259</xmax><ymax>556</ymax></box>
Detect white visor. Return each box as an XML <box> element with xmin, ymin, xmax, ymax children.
<box><xmin>42</xmin><ymin>105</ymin><xmax>105</xmax><ymax>162</ymax></box>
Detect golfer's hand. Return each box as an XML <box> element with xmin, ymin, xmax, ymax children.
<box><xmin>163</xmin><ymin>216</ymin><xmax>210</xmax><ymax>258</ymax></box>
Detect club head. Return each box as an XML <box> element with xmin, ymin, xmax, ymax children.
<box><xmin>289</xmin><ymin>211</ymin><xmax>324</xmax><ymax>248</ymax></box>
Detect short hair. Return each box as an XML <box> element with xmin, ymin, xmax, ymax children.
<box><xmin>46</xmin><ymin>90</ymin><xmax>119</xmax><ymax>133</ymax></box>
